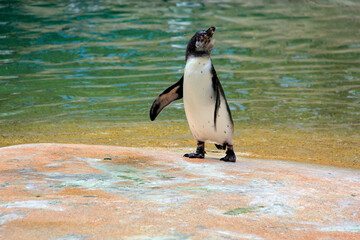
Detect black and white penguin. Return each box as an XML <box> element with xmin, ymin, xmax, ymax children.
<box><xmin>150</xmin><ymin>26</ymin><xmax>236</xmax><ymax>162</ymax></box>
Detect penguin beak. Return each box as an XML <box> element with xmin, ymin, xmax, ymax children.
<box><xmin>206</xmin><ymin>26</ymin><xmax>216</xmax><ymax>38</ymax></box>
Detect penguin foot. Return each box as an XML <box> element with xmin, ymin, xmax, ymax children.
<box><xmin>220</xmin><ymin>149</ymin><xmax>236</xmax><ymax>162</ymax></box>
<box><xmin>183</xmin><ymin>152</ymin><xmax>205</xmax><ymax>158</ymax></box>
<box><xmin>184</xmin><ymin>145</ymin><xmax>205</xmax><ymax>159</ymax></box>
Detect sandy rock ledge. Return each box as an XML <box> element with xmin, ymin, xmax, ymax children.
<box><xmin>0</xmin><ymin>143</ymin><xmax>359</xmax><ymax>240</ymax></box>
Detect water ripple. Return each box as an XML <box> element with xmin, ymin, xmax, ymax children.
<box><xmin>0</xmin><ymin>0</ymin><xmax>359</xmax><ymax>131</ymax></box>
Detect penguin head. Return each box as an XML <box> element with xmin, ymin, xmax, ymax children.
<box><xmin>186</xmin><ymin>26</ymin><xmax>216</xmax><ymax>60</ymax></box>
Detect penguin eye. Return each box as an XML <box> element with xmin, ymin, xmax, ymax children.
<box><xmin>196</xmin><ymin>31</ymin><xmax>206</xmax><ymax>40</ymax></box>
<box><xmin>197</xmin><ymin>34</ymin><xmax>205</xmax><ymax>41</ymax></box>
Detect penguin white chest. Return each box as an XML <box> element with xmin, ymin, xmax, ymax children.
<box><xmin>183</xmin><ymin>57</ymin><xmax>214</xmax><ymax>106</ymax></box>
<box><xmin>183</xmin><ymin>57</ymin><xmax>233</xmax><ymax>145</ymax></box>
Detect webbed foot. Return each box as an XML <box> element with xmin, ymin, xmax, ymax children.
<box><xmin>184</xmin><ymin>143</ymin><xmax>205</xmax><ymax>159</ymax></box>
<box><xmin>183</xmin><ymin>152</ymin><xmax>205</xmax><ymax>158</ymax></box>
<box><xmin>220</xmin><ymin>148</ymin><xmax>236</xmax><ymax>162</ymax></box>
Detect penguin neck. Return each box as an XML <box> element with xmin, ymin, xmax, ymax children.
<box><xmin>185</xmin><ymin>55</ymin><xmax>211</xmax><ymax>66</ymax></box>
<box><xmin>185</xmin><ymin>52</ymin><xmax>211</xmax><ymax>62</ymax></box>
<box><xmin>184</xmin><ymin>56</ymin><xmax>212</xmax><ymax>77</ymax></box>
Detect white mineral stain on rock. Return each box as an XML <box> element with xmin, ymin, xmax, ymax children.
<box><xmin>125</xmin><ymin>234</ymin><xmax>192</xmax><ymax>240</ymax></box>
<box><xmin>0</xmin><ymin>200</ymin><xmax>65</xmax><ymax>211</ymax></box>
<box><xmin>318</xmin><ymin>224</ymin><xmax>360</xmax><ymax>233</ymax></box>
<box><xmin>52</xmin><ymin>234</ymin><xmax>90</xmax><ymax>240</ymax></box>
<box><xmin>214</xmin><ymin>230</ymin><xmax>264</xmax><ymax>240</ymax></box>
<box><xmin>44</xmin><ymin>157</ymin><xmax>194</xmax><ymax>205</ymax></box>
<box><xmin>0</xmin><ymin>211</ymin><xmax>28</xmax><ymax>225</ymax></box>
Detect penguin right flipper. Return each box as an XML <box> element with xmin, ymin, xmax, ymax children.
<box><xmin>211</xmin><ymin>65</ymin><xmax>221</xmax><ymax>129</ymax></box>
<box><xmin>150</xmin><ymin>76</ymin><xmax>183</xmax><ymax>121</ymax></box>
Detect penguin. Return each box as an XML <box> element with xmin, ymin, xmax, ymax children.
<box><xmin>149</xmin><ymin>26</ymin><xmax>236</xmax><ymax>162</ymax></box>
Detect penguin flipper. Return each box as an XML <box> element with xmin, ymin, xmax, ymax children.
<box><xmin>211</xmin><ymin>65</ymin><xmax>221</xmax><ymax>129</ymax></box>
<box><xmin>150</xmin><ymin>76</ymin><xmax>183</xmax><ymax>121</ymax></box>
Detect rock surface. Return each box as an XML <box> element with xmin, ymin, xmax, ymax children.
<box><xmin>0</xmin><ymin>143</ymin><xmax>359</xmax><ymax>240</ymax></box>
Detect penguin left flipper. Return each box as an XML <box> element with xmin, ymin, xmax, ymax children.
<box><xmin>150</xmin><ymin>76</ymin><xmax>183</xmax><ymax>121</ymax></box>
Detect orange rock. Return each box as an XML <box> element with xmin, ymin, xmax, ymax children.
<box><xmin>0</xmin><ymin>143</ymin><xmax>359</xmax><ymax>239</ymax></box>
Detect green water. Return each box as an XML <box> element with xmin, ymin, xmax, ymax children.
<box><xmin>0</xmin><ymin>0</ymin><xmax>359</xmax><ymax>140</ymax></box>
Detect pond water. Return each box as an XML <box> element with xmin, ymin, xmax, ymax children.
<box><xmin>0</xmin><ymin>0</ymin><xmax>359</xmax><ymax>168</ymax></box>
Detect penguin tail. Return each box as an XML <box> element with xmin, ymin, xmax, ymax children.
<box><xmin>215</xmin><ymin>144</ymin><xmax>226</xmax><ymax>150</ymax></box>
